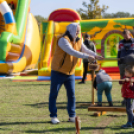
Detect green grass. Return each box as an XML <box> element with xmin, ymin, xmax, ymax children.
<box><xmin>0</xmin><ymin>79</ymin><xmax>133</xmax><ymax>134</ymax></box>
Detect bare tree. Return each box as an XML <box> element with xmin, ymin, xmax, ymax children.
<box><xmin>77</xmin><ymin>0</ymin><xmax>108</xmax><ymax>19</ymax></box>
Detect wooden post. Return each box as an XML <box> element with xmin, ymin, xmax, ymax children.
<box><xmin>91</xmin><ymin>70</ymin><xmax>95</xmax><ymax>105</ymax></box>
<box><xmin>75</xmin><ymin>117</ymin><xmax>80</xmax><ymax>134</ymax></box>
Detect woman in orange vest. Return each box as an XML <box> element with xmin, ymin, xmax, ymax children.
<box><xmin>49</xmin><ymin>23</ymin><xmax>103</xmax><ymax>124</ymax></box>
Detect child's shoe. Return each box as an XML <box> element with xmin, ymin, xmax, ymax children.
<box><xmin>78</xmin><ymin>81</ymin><xmax>85</xmax><ymax>84</ymax></box>
<box><xmin>97</xmin><ymin>102</ymin><xmax>102</xmax><ymax>106</ymax></box>
<box><xmin>121</xmin><ymin>122</ymin><xmax>132</xmax><ymax>128</ymax></box>
<box><xmin>108</xmin><ymin>102</ymin><xmax>113</xmax><ymax>107</ymax></box>
<box><xmin>51</xmin><ymin>117</ymin><xmax>60</xmax><ymax>124</ymax></box>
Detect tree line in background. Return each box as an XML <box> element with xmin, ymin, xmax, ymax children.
<box><xmin>35</xmin><ymin>0</ymin><xmax>134</xmax><ymax>24</ymax></box>
<box><xmin>35</xmin><ymin>15</ymin><xmax>47</xmax><ymax>24</ymax></box>
<box><xmin>103</xmin><ymin>12</ymin><xmax>134</xmax><ymax>18</ymax></box>
<box><xmin>77</xmin><ymin>0</ymin><xmax>134</xmax><ymax>19</ymax></box>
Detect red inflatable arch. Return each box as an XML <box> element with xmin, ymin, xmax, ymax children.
<box><xmin>48</xmin><ymin>8</ymin><xmax>81</xmax><ymax>22</ymax></box>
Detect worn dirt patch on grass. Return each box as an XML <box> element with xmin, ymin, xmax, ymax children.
<box><xmin>92</xmin><ymin>116</ymin><xmax>116</xmax><ymax>134</ymax></box>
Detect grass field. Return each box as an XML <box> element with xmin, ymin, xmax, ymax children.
<box><xmin>0</xmin><ymin>79</ymin><xmax>133</xmax><ymax>134</ymax></box>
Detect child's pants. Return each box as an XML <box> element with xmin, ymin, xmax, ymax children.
<box><xmin>97</xmin><ymin>82</ymin><xmax>112</xmax><ymax>102</ymax></box>
<box><xmin>125</xmin><ymin>98</ymin><xmax>134</xmax><ymax>123</ymax></box>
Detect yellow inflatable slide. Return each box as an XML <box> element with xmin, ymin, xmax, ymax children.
<box><xmin>0</xmin><ymin>0</ymin><xmax>40</xmax><ymax>76</ymax></box>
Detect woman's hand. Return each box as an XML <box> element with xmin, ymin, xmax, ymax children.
<box><xmin>88</xmin><ymin>56</ymin><xmax>95</xmax><ymax>63</ymax></box>
<box><xmin>95</xmin><ymin>55</ymin><xmax>104</xmax><ymax>60</ymax></box>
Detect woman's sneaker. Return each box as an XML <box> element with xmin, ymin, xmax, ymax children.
<box><xmin>121</xmin><ymin>122</ymin><xmax>132</xmax><ymax>128</ymax></box>
<box><xmin>51</xmin><ymin>117</ymin><xmax>60</xmax><ymax>124</ymax></box>
<box><xmin>68</xmin><ymin>117</ymin><xmax>75</xmax><ymax>122</ymax></box>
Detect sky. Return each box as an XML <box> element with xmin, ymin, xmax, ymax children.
<box><xmin>30</xmin><ymin>0</ymin><xmax>134</xmax><ymax>18</ymax></box>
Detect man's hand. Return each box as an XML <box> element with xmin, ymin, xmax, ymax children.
<box><xmin>95</xmin><ymin>55</ymin><xmax>104</xmax><ymax>60</ymax></box>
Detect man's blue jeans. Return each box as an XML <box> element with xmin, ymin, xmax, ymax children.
<box><xmin>97</xmin><ymin>82</ymin><xmax>112</xmax><ymax>102</ymax></box>
<box><xmin>49</xmin><ymin>70</ymin><xmax>75</xmax><ymax>118</ymax></box>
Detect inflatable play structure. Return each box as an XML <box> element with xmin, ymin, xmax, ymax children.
<box><xmin>0</xmin><ymin>0</ymin><xmax>40</xmax><ymax>75</ymax></box>
<box><xmin>38</xmin><ymin>8</ymin><xmax>134</xmax><ymax>78</ymax></box>
<box><xmin>38</xmin><ymin>9</ymin><xmax>82</xmax><ymax>79</ymax></box>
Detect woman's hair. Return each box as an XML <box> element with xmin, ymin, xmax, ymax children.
<box><xmin>125</xmin><ymin>65</ymin><xmax>134</xmax><ymax>76</ymax></box>
<box><xmin>63</xmin><ymin>31</ymin><xmax>73</xmax><ymax>42</ymax></box>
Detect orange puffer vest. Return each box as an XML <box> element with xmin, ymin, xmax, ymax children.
<box><xmin>51</xmin><ymin>36</ymin><xmax>82</xmax><ymax>75</ymax></box>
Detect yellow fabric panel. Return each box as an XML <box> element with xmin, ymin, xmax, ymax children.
<box><xmin>0</xmin><ymin>0</ymin><xmax>5</xmax><ymax>4</ymax></box>
<box><xmin>6</xmin><ymin>42</ymin><xmax>21</xmax><ymax>53</ymax></box>
<box><xmin>12</xmin><ymin>13</ymin><xmax>40</xmax><ymax>72</ymax></box>
<box><xmin>54</xmin><ymin>22</ymin><xmax>71</xmax><ymax>34</ymax></box>
<box><xmin>5</xmin><ymin>23</ymin><xmax>18</xmax><ymax>35</ymax></box>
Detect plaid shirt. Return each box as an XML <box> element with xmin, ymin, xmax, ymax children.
<box><xmin>118</xmin><ymin>38</ymin><xmax>134</xmax><ymax>65</ymax></box>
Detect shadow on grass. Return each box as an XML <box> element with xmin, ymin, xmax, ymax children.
<box><xmin>7</xmin><ymin>83</ymin><xmax>50</xmax><ymax>87</ymax></box>
<box><xmin>24</xmin><ymin>126</ymin><xmax>133</xmax><ymax>133</ymax></box>
<box><xmin>24</xmin><ymin>101</ymin><xmax>125</xmax><ymax>109</ymax></box>
<box><xmin>24</xmin><ymin>127</ymin><xmax>76</xmax><ymax>133</ymax></box>
<box><xmin>24</xmin><ymin>101</ymin><xmax>94</xmax><ymax>109</ymax></box>
<box><xmin>0</xmin><ymin>121</ymin><xmax>132</xmax><ymax>133</ymax></box>
<box><xmin>0</xmin><ymin>121</ymin><xmax>51</xmax><ymax>126</ymax></box>
<box><xmin>107</xmin><ymin>114</ymin><xmax>126</xmax><ymax>117</ymax></box>
<box><xmin>115</xmin><ymin>132</ymin><xmax>134</xmax><ymax>134</ymax></box>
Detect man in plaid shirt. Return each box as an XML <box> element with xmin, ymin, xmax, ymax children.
<box><xmin>118</xmin><ymin>29</ymin><xmax>134</xmax><ymax>105</ymax></box>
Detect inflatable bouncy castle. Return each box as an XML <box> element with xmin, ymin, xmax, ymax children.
<box><xmin>38</xmin><ymin>8</ymin><xmax>134</xmax><ymax>78</ymax></box>
<box><xmin>38</xmin><ymin>9</ymin><xmax>83</xmax><ymax>78</ymax></box>
<box><xmin>0</xmin><ymin>0</ymin><xmax>40</xmax><ymax>75</ymax></box>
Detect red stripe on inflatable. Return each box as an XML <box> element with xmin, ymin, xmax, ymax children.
<box><xmin>48</xmin><ymin>9</ymin><xmax>81</xmax><ymax>21</ymax></box>
<box><xmin>97</xmin><ymin>49</ymin><xmax>101</xmax><ymax>54</ymax></box>
<box><xmin>101</xmin><ymin>67</ymin><xmax>119</xmax><ymax>73</ymax></box>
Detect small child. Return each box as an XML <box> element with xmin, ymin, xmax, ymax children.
<box><xmin>93</xmin><ymin>69</ymin><xmax>113</xmax><ymax>106</ymax></box>
<box><xmin>119</xmin><ymin>65</ymin><xmax>134</xmax><ymax>128</ymax></box>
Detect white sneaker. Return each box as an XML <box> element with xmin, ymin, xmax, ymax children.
<box><xmin>51</xmin><ymin>117</ymin><xmax>60</xmax><ymax>124</ymax></box>
<box><xmin>68</xmin><ymin>117</ymin><xmax>75</xmax><ymax>122</ymax></box>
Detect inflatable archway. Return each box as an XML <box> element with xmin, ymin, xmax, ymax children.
<box><xmin>48</xmin><ymin>8</ymin><xmax>81</xmax><ymax>21</ymax></box>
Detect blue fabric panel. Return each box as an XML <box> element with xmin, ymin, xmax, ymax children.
<box><xmin>75</xmin><ymin>76</ymin><xmax>82</xmax><ymax>80</ymax></box>
<box><xmin>37</xmin><ymin>76</ymin><xmax>82</xmax><ymax>81</ymax></box>
<box><xmin>37</xmin><ymin>76</ymin><xmax>51</xmax><ymax>81</ymax></box>
<box><xmin>4</xmin><ymin>12</ymin><xmax>15</xmax><ymax>24</ymax></box>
